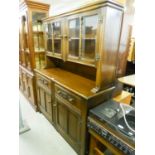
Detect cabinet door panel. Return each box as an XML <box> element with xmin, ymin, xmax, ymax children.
<box><xmin>68</xmin><ymin>111</ymin><xmax>81</xmax><ymax>143</ymax></box>
<box><xmin>56</xmin><ymin>100</ymin><xmax>68</xmax><ymax>132</ymax></box>
<box><xmin>40</xmin><ymin>88</ymin><xmax>46</xmax><ymax>109</ymax></box>
<box><xmin>45</xmin><ymin>23</ymin><xmax>52</xmax><ymax>52</ymax></box>
<box><xmin>53</xmin><ymin>21</ymin><xmax>62</xmax><ymax>54</ymax></box>
<box><xmin>45</xmin><ymin>93</ymin><xmax>52</xmax><ymax>115</ymax></box>
<box><xmin>68</xmin><ymin>17</ymin><xmax>80</xmax><ymax>58</ymax></box>
<box><xmin>81</xmin><ymin>14</ymin><xmax>98</xmax><ymax>60</ymax></box>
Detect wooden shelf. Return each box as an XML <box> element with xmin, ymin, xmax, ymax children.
<box><xmin>35</xmin><ymin>68</ymin><xmax>96</xmax><ymax>98</ymax></box>
<box><xmin>33</xmin><ymin>31</ymin><xmax>43</xmax><ymax>34</ymax></box>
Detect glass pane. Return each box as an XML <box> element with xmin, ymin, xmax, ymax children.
<box><xmin>53</xmin><ymin>22</ymin><xmax>61</xmax><ymax>36</ymax></box>
<box><xmin>32</xmin><ymin>12</ymin><xmax>46</xmax><ymax>32</ymax></box>
<box><xmin>83</xmin><ymin>15</ymin><xmax>98</xmax><ymax>38</ymax></box>
<box><xmin>46</xmin><ymin>24</ymin><xmax>52</xmax><ymax>52</ymax></box>
<box><xmin>82</xmin><ymin>15</ymin><xmax>98</xmax><ymax>59</ymax></box>
<box><xmin>68</xmin><ymin>18</ymin><xmax>80</xmax><ymax>57</ymax></box>
<box><xmin>47</xmin><ymin>39</ymin><xmax>52</xmax><ymax>52</ymax></box>
<box><xmin>69</xmin><ymin>18</ymin><xmax>80</xmax><ymax>38</ymax></box>
<box><xmin>47</xmin><ymin>24</ymin><xmax>52</xmax><ymax>38</ymax></box>
<box><xmin>34</xmin><ymin>34</ymin><xmax>44</xmax><ymax>51</ymax></box>
<box><xmin>53</xmin><ymin>21</ymin><xmax>62</xmax><ymax>54</ymax></box>
<box><xmin>82</xmin><ymin>39</ymin><xmax>96</xmax><ymax>59</ymax></box>
<box><xmin>54</xmin><ymin>39</ymin><xmax>61</xmax><ymax>54</ymax></box>
<box><xmin>69</xmin><ymin>39</ymin><xmax>79</xmax><ymax>57</ymax></box>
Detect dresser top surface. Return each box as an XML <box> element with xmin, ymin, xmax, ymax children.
<box><xmin>36</xmin><ymin>68</ymin><xmax>96</xmax><ymax>98</ymax></box>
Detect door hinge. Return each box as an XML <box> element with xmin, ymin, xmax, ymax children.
<box><xmin>95</xmin><ymin>54</ymin><xmax>100</xmax><ymax>61</ymax></box>
<box><xmin>99</xmin><ymin>16</ymin><xmax>103</xmax><ymax>23</ymax></box>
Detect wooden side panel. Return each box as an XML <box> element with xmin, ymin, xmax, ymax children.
<box><xmin>96</xmin><ymin>7</ymin><xmax>123</xmax><ymax>90</ymax></box>
<box><xmin>68</xmin><ymin>111</ymin><xmax>81</xmax><ymax>144</ymax></box>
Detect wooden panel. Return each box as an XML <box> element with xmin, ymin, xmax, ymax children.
<box><xmin>56</xmin><ymin>100</ymin><xmax>68</xmax><ymax>132</ymax></box>
<box><xmin>68</xmin><ymin>111</ymin><xmax>81</xmax><ymax>143</ymax></box>
<box><xmin>40</xmin><ymin>88</ymin><xmax>46</xmax><ymax>109</ymax></box>
<box><xmin>45</xmin><ymin>92</ymin><xmax>52</xmax><ymax>115</ymax></box>
<box><xmin>36</xmin><ymin>68</ymin><xmax>95</xmax><ymax>98</ymax></box>
<box><xmin>96</xmin><ymin>7</ymin><xmax>123</xmax><ymax>91</ymax></box>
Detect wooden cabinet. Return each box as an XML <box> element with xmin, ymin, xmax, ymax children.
<box><xmin>37</xmin><ymin>86</ymin><xmax>53</xmax><ymax>123</ymax></box>
<box><xmin>19</xmin><ymin>1</ymin><xmax>49</xmax><ymax>110</ymax></box>
<box><xmin>19</xmin><ymin>1</ymin><xmax>49</xmax><ymax>70</ymax></box>
<box><xmin>45</xmin><ymin>9</ymin><xmax>101</xmax><ymax>66</ymax></box>
<box><xmin>55</xmin><ymin>85</ymin><xmax>82</xmax><ymax>153</ymax></box>
<box><xmin>36</xmin><ymin>73</ymin><xmax>54</xmax><ymax>123</ymax></box>
<box><xmin>35</xmin><ymin>1</ymin><xmax>128</xmax><ymax>155</ymax></box>
<box><xmin>45</xmin><ymin>18</ymin><xmax>64</xmax><ymax>59</ymax></box>
<box><xmin>19</xmin><ymin>67</ymin><xmax>36</xmax><ymax>109</ymax></box>
<box><xmin>44</xmin><ymin>1</ymin><xmax>124</xmax><ymax>92</ymax></box>
<box><xmin>35</xmin><ymin>67</ymin><xmax>115</xmax><ymax>155</ymax></box>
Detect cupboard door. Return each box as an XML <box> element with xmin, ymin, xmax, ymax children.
<box><xmin>68</xmin><ymin>111</ymin><xmax>81</xmax><ymax>145</ymax></box>
<box><xmin>53</xmin><ymin>21</ymin><xmax>63</xmax><ymax>55</ymax></box>
<box><xmin>45</xmin><ymin>92</ymin><xmax>52</xmax><ymax>115</ymax></box>
<box><xmin>37</xmin><ymin>86</ymin><xmax>53</xmax><ymax>122</ymax></box>
<box><xmin>81</xmin><ymin>14</ymin><xmax>98</xmax><ymax>61</ymax></box>
<box><xmin>68</xmin><ymin>17</ymin><xmax>80</xmax><ymax>58</ymax></box>
<box><xmin>40</xmin><ymin>88</ymin><xmax>46</xmax><ymax>109</ymax></box>
<box><xmin>56</xmin><ymin>100</ymin><xmax>68</xmax><ymax>133</ymax></box>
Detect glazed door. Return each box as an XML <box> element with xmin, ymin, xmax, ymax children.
<box><xmin>20</xmin><ymin>12</ymin><xmax>32</xmax><ymax>70</ymax></box>
<box><xmin>52</xmin><ymin>20</ymin><xmax>63</xmax><ymax>57</ymax></box>
<box><xmin>81</xmin><ymin>11</ymin><xmax>100</xmax><ymax>64</ymax></box>
<box><xmin>45</xmin><ymin>23</ymin><xmax>53</xmax><ymax>53</ymax></box>
<box><xmin>67</xmin><ymin>16</ymin><xmax>80</xmax><ymax>60</ymax></box>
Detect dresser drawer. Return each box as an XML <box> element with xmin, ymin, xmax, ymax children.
<box><xmin>36</xmin><ymin>73</ymin><xmax>51</xmax><ymax>92</ymax></box>
<box><xmin>55</xmin><ymin>84</ymin><xmax>82</xmax><ymax>112</ymax></box>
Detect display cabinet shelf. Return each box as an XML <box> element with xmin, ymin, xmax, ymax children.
<box><xmin>19</xmin><ymin>0</ymin><xmax>49</xmax><ymax>110</ymax></box>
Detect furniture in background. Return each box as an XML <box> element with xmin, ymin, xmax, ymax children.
<box><xmin>113</xmin><ymin>90</ymin><xmax>132</xmax><ymax>105</ymax></box>
<box><xmin>118</xmin><ymin>74</ymin><xmax>135</xmax><ymax>105</ymax></box>
<box><xmin>19</xmin><ymin>0</ymin><xmax>49</xmax><ymax>110</ymax></box>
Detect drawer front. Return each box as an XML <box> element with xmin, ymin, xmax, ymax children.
<box><xmin>55</xmin><ymin>84</ymin><xmax>82</xmax><ymax>113</ymax></box>
<box><xmin>36</xmin><ymin>73</ymin><xmax>51</xmax><ymax>92</ymax></box>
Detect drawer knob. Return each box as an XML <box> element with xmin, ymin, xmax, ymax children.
<box><xmin>44</xmin><ymin>81</ymin><xmax>48</xmax><ymax>85</ymax></box>
<box><xmin>68</xmin><ymin>97</ymin><xmax>74</xmax><ymax>102</ymax></box>
<box><xmin>53</xmin><ymin>104</ymin><xmax>57</xmax><ymax>107</ymax></box>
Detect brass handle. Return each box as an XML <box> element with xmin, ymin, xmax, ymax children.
<box><xmin>53</xmin><ymin>104</ymin><xmax>57</xmax><ymax>107</ymax></box>
<box><xmin>39</xmin><ymin>78</ymin><xmax>44</xmax><ymax>82</ymax></box>
<box><xmin>44</xmin><ymin>81</ymin><xmax>48</xmax><ymax>85</ymax></box>
<box><xmin>68</xmin><ymin>97</ymin><xmax>74</xmax><ymax>102</ymax></box>
<box><xmin>63</xmin><ymin>35</ymin><xmax>69</xmax><ymax>39</ymax></box>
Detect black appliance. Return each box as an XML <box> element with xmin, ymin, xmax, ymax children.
<box><xmin>88</xmin><ymin>100</ymin><xmax>135</xmax><ymax>155</ymax></box>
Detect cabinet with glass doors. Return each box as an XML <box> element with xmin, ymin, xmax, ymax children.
<box><xmin>45</xmin><ymin>19</ymin><xmax>64</xmax><ymax>59</ymax></box>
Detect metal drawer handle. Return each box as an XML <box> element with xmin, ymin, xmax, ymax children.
<box><xmin>68</xmin><ymin>97</ymin><xmax>74</xmax><ymax>102</ymax></box>
<box><xmin>39</xmin><ymin>78</ymin><xmax>43</xmax><ymax>82</ymax></box>
<box><xmin>44</xmin><ymin>81</ymin><xmax>48</xmax><ymax>85</ymax></box>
